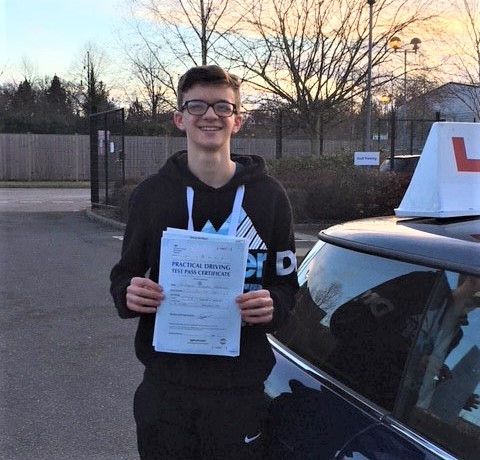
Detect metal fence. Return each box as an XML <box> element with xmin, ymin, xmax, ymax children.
<box><xmin>89</xmin><ymin>108</ymin><xmax>126</xmax><ymax>207</ymax></box>
<box><xmin>1</xmin><ymin>113</ymin><xmax>469</xmax><ymax>183</ymax></box>
<box><xmin>0</xmin><ymin>133</ymin><xmax>364</xmax><ymax>182</ymax></box>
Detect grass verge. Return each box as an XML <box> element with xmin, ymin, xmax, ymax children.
<box><xmin>0</xmin><ymin>181</ymin><xmax>91</xmax><ymax>188</ymax></box>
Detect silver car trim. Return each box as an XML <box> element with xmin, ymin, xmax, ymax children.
<box><xmin>383</xmin><ymin>415</ymin><xmax>457</xmax><ymax>460</ymax></box>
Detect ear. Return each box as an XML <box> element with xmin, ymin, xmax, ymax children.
<box><xmin>173</xmin><ymin>111</ymin><xmax>186</xmax><ymax>131</ymax></box>
<box><xmin>232</xmin><ymin>114</ymin><xmax>243</xmax><ymax>134</ymax></box>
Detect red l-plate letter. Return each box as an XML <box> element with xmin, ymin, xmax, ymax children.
<box><xmin>452</xmin><ymin>137</ymin><xmax>480</xmax><ymax>172</ymax></box>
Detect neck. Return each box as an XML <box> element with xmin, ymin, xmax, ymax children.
<box><xmin>187</xmin><ymin>150</ymin><xmax>236</xmax><ymax>188</ymax></box>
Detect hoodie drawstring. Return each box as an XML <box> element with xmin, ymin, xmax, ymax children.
<box><xmin>186</xmin><ymin>185</ymin><xmax>245</xmax><ymax>236</ymax></box>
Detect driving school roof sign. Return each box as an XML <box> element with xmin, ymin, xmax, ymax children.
<box><xmin>395</xmin><ymin>122</ymin><xmax>480</xmax><ymax>218</ymax></box>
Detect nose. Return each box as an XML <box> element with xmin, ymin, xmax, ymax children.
<box><xmin>204</xmin><ymin>105</ymin><xmax>219</xmax><ymax>117</ymax></box>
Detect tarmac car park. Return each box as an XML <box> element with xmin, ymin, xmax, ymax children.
<box><xmin>266</xmin><ymin>122</ymin><xmax>480</xmax><ymax>460</ymax></box>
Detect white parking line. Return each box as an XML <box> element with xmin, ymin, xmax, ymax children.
<box><xmin>295</xmin><ymin>232</ymin><xmax>318</xmax><ymax>242</ymax></box>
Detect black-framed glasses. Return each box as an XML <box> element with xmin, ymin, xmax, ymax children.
<box><xmin>181</xmin><ymin>100</ymin><xmax>237</xmax><ymax>117</ymax></box>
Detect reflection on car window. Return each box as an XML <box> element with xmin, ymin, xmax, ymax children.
<box><xmin>397</xmin><ymin>273</ymin><xmax>480</xmax><ymax>460</ymax></box>
<box><xmin>274</xmin><ymin>244</ymin><xmax>436</xmax><ymax>411</ymax></box>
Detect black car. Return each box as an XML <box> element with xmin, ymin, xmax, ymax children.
<box><xmin>380</xmin><ymin>154</ymin><xmax>420</xmax><ymax>174</ymax></box>
<box><xmin>266</xmin><ymin>123</ymin><xmax>480</xmax><ymax>460</ymax></box>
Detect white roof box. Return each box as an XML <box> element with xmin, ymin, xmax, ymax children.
<box><xmin>395</xmin><ymin>122</ymin><xmax>480</xmax><ymax>218</ymax></box>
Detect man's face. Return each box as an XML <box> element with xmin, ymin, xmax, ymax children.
<box><xmin>173</xmin><ymin>84</ymin><xmax>243</xmax><ymax>153</ymax></box>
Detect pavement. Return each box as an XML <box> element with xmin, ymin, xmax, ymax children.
<box><xmin>0</xmin><ymin>188</ymin><xmax>92</xmax><ymax>213</ymax></box>
<box><xmin>0</xmin><ymin>185</ymin><xmax>321</xmax><ymax>260</ymax></box>
<box><xmin>0</xmin><ymin>187</ymin><xmax>321</xmax><ymax>460</ymax></box>
<box><xmin>0</xmin><ymin>190</ymin><xmax>141</xmax><ymax>460</ymax></box>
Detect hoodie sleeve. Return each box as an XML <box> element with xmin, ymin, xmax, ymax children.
<box><xmin>264</xmin><ymin>184</ymin><xmax>299</xmax><ymax>332</ymax></box>
<box><xmin>110</xmin><ymin>185</ymin><xmax>151</xmax><ymax>319</ymax></box>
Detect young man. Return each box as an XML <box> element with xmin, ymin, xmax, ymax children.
<box><xmin>110</xmin><ymin>65</ymin><xmax>298</xmax><ymax>459</ymax></box>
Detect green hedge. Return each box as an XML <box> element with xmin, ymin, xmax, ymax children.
<box><xmin>111</xmin><ymin>154</ymin><xmax>411</xmax><ymax>224</ymax></box>
<box><xmin>267</xmin><ymin>155</ymin><xmax>411</xmax><ymax>222</ymax></box>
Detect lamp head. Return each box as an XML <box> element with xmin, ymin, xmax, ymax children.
<box><xmin>389</xmin><ymin>36</ymin><xmax>402</xmax><ymax>52</ymax></box>
<box><xmin>410</xmin><ymin>37</ymin><xmax>421</xmax><ymax>52</ymax></box>
<box><xmin>380</xmin><ymin>95</ymin><xmax>391</xmax><ymax>104</ymax></box>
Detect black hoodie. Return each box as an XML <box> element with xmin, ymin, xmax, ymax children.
<box><xmin>110</xmin><ymin>151</ymin><xmax>299</xmax><ymax>389</ymax></box>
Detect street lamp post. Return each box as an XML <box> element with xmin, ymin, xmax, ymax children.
<box><xmin>389</xmin><ymin>36</ymin><xmax>421</xmax><ymax>155</ymax></box>
<box><xmin>365</xmin><ymin>0</ymin><xmax>375</xmax><ymax>152</ymax></box>
<box><xmin>379</xmin><ymin>94</ymin><xmax>396</xmax><ymax>171</ymax></box>
<box><xmin>388</xmin><ymin>36</ymin><xmax>421</xmax><ymax>104</ymax></box>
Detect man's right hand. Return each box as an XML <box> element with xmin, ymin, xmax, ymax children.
<box><xmin>126</xmin><ymin>277</ymin><xmax>164</xmax><ymax>314</ymax></box>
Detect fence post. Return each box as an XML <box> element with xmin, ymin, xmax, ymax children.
<box><xmin>27</xmin><ymin>132</ymin><xmax>33</xmax><ymax>181</ymax></box>
<box><xmin>104</xmin><ymin>112</ymin><xmax>109</xmax><ymax>206</ymax></box>
<box><xmin>74</xmin><ymin>133</ymin><xmax>80</xmax><ymax>182</ymax></box>
<box><xmin>164</xmin><ymin>135</ymin><xmax>169</xmax><ymax>162</ymax></box>
<box><xmin>90</xmin><ymin>108</ymin><xmax>99</xmax><ymax>205</ymax></box>
<box><xmin>275</xmin><ymin>110</ymin><xmax>283</xmax><ymax>159</ymax></box>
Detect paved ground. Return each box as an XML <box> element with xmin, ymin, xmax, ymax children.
<box><xmin>0</xmin><ymin>188</ymin><xmax>320</xmax><ymax>460</ymax></box>
<box><xmin>0</xmin><ymin>188</ymin><xmax>91</xmax><ymax>213</ymax></box>
<box><xmin>1</xmin><ymin>190</ymin><xmax>140</xmax><ymax>459</ymax></box>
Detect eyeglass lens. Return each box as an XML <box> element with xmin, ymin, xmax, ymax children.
<box><xmin>183</xmin><ymin>100</ymin><xmax>236</xmax><ymax>117</ymax></box>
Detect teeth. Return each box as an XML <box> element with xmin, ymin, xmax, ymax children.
<box><xmin>201</xmin><ymin>127</ymin><xmax>220</xmax><ymax>131</ymax></box>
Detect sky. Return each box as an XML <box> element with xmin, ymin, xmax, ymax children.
<box><xmin>1</xmin><ymin>0</ymin><xmax>126</xmax><ymax>84</ymax></box>
<box><xmin>0</xmin><ymin>0</ymin><xmax>467</xmax><ymax>91</ymax></box>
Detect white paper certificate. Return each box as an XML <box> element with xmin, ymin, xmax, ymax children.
<box><xmin>153</xmin><ymin>229</ymin><xmax>248</xmax><ymax>356</ymax></box>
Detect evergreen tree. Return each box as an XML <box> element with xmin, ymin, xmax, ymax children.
<box><xmin>46</xmin><ymin>75</ymin><xmax>69</xmax><ymax>113</ymax></box>
<box><xmin>43</xmin><ymin>75</ymin><xmax>77</xmax><ymax>133</ymax></box>
<box><xmin>6</xmin><ymin>79</ymin><xmax>36</xmax><ymax>132</ymax></box>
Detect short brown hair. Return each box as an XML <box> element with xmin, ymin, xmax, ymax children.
<box><xmin>177</xmin><ymin>65</ymin><xmax>242</xmax><ymax>112</ymax></box>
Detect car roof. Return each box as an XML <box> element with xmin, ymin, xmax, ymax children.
<box><xmin>385</xmin><ymin>155</ymin><xmax>421</xmax><ymax>160</ymax></box>
<box><xmin>319</xmin><ymin>216</ymin><xmax>480</xmax><ymax>276</ymax></box>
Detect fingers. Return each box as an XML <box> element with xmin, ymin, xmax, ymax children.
<box><xmin>236</xmin><ymin>289</ymin><xmax>274</xmax><ymax>324</ymax></box>
<box><xmin>126</xmin><ymin>277</ymin><xmax>164</xmax><ymax>314</ymax></box>
<box><xmin>464</xmin><ymin>394</ymin><xmax>480</xmax><ymax>411</ymax></box>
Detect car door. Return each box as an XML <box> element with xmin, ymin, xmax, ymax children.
<box><xmin>335</xmin><ymin>423</ymin><xmax>448</xmax><ymax>460</ymax></box>
<box><xmin>266</xmin><ymin>241</ymin><xmax>447</xmax><ymax>458</ymax></box>
<box><xmin>393</xmin><ymin>272</ymin><xmax>480</xmax><ymax>460</ymax></box>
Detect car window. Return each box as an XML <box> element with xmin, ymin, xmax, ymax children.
<box><xmin>396</xmin><ymin>273</ymin><xmax>480</xmax><ymax>460</ymax></box>
<box><xmin>274</xmin><ymin>243</ymin><xmax>437</xmax><ymax>411</ymax></box>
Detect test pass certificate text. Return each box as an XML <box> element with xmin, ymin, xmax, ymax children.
<box><xmin>153</xmin><ymin>230</ymin><xmax>248</xmax><ymax>356</ymax></box>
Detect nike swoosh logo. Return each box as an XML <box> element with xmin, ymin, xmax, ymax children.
<box><xmin>244</xmin><ymin>432</ymin><xmax>262</xmax><ymax>444</ymax></box>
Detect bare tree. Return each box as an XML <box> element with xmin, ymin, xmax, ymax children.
<box><xmin>225</xmin><ymin>0</ymin><xmax>437</xmax><ymax>155</ymax></box>
<box><xmin>133</xmin><ymin>0</ymin><xmax>241</xmax><ymax>64</ymax></box>
<box><xmin>123</xmin><ymin>0</ymin><xmax>242</xmax><ymax>109</ymax></box>
<box><xmin>441</xmin><ymin>0</ymin><xmax>480</xmax><ymax>116</ymax></box>
<box><xmin>68</xmin><ymin>44</ymin><xmax>115</xmax><ymax>116</ymax></box>
<box><xmin>121</xmin><ymin>0</ymin><xmax>440</xmax><ymax>152</ymax></box>
<box><xmin>125</xmin><ymin>47</ymin><xmax>173</xmax><ymax>119</ymax></box>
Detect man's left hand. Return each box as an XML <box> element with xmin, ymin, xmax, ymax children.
<box><xmin>236</xmin><ymin>289</ymin><xmax>274</xmax><ymax>324</ymax></box>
